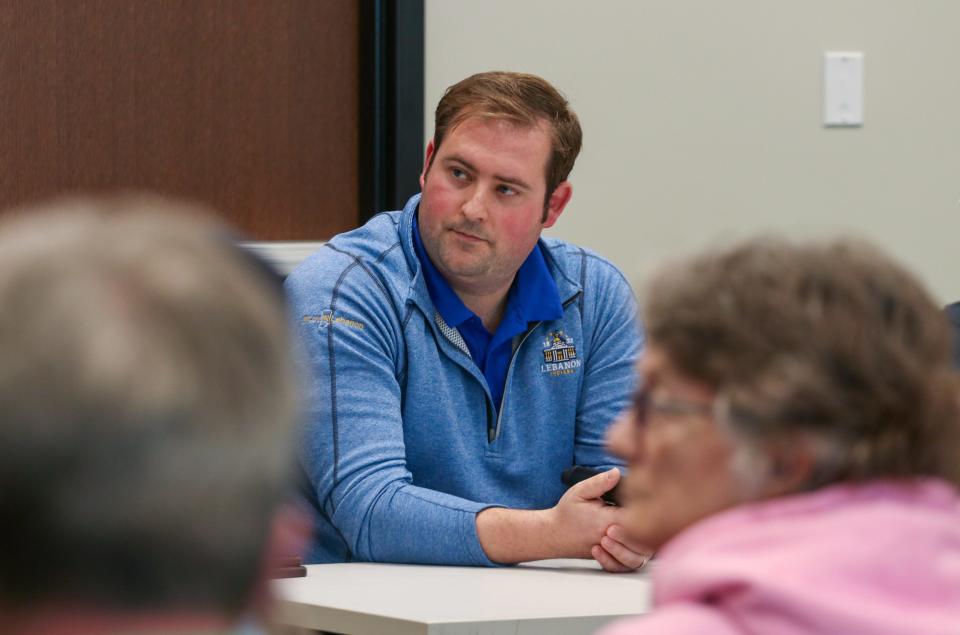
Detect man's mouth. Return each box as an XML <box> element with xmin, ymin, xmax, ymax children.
<box><xmin>450</xmin><ymin>228</ymin><xmax>487</xmax><ymax>243</ymax></box>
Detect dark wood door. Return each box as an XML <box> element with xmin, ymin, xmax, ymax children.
<box><xmin>0</xmin><ymin>0</ymin><xmax>361</xmax><ymax>240</ymax></box>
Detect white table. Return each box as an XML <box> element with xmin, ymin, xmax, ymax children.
<box><xmin>270</xmin><ymin>559</ymin><xmax>651</xmax><ymax>635</ymax></box>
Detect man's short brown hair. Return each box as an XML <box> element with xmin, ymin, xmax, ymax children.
<box><xmin>643</xmin><ymin>238</ymin><xmax>960</xmax><ymax>488</ymax></box>
<box><xmin>431</xmin><ymin>71</ymin><xmax>583</xmax><ymax>204</ymax></box>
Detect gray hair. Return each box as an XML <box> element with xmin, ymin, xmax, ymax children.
<box><xmin>0</xmin><ymin>197</ymin><xmax>298</xmax><ymax>614</ymax></box>
<box><xmin>644</xmin><ymin>237</ymin><xmax>960</xmax><ymax>492</ymax></box>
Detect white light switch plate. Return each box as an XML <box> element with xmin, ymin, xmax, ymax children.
<box><xmin>824</xmin><ymin>51</ymin><xmax>864</xmax><ymax>126</ymax></box>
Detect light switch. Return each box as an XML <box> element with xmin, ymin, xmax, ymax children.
<box><xmin>824</xmin><ymin>51</ymin><xmax>864</xmax><ymax>126</ymax></box>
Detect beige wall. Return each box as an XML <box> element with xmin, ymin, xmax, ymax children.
<box><xmin>425</xmin><ymin>0</ymin><xmax>960</xmax><ymax>303</ymax></box>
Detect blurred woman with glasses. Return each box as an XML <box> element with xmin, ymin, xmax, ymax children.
<box><xmin>600</xmin><ymin>238</ymin><xmax>960</xmax><ymax>635</ymax></box>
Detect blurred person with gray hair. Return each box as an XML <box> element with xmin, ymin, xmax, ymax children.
<box><xmin>0</xmin><ymin>198</ymin><xmax>302</xmax><ymax>635</ymax></box>
<box><xmin>599</xmin><ymin>238</ymin><xmax>960</xmax><ymax>635</ymax></box>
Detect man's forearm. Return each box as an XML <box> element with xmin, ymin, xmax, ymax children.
<box><xmin>475</xmin><ymin>507</ymin><xmax>562</xmax><ymax>564</ymax></box>
<box><xmin>476</xmin><ymin>468</ymin><xmax>629</xmax><ymax>565</ymax></box>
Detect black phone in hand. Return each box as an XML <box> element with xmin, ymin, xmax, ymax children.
<box><xmin>560</xmin><ymin>465</ymin><xmax>620</xmax><ymax>505</ymax></box>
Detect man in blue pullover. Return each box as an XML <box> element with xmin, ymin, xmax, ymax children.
<box><xmin>287</xmin><ymin>71</ymin><xmax>646</xmax><ymax>570</ymax></box>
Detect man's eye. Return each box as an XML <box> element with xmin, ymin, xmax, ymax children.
<box><xmin>497</xmin><ymin>184</ymin><xmax>517</xmax><ymax>196</ymax></box>
<box><xmin>451</xmin><ymin>167</ymin><xmax>468</xmax><ymax>180</ymax></box>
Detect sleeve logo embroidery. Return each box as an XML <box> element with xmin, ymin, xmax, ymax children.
<box><xmin>540</xmin><ymin>330</ymin><xmax>582</xmax><ymax>376</ymax></box>
<box><xmin>303</xmin><ymin>310</ymin><xmax>365</xmax><ymax>331</ymax></box>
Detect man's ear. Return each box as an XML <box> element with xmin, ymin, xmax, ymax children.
<box><xmin>542</xmin><ymin>181</ymin><xmax>572</xmax><ymax>228</ymax></box>
<box><xmin>420</xmin><ymin>139</ymin><xmax>436</xmax><ymax>189</ymax></box>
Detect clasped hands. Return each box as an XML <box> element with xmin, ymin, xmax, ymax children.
<box><xmin>545</xmin><ymin>468</ymin><xmax>651</xmax><ymax>573</ymax></box>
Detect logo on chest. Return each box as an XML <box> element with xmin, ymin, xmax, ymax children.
<box><xmin>540</xmin><ymin>330</ymin><xmax>582</xmax><ymax>376</ymax></box>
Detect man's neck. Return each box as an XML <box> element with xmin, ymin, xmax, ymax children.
<box><xmin>453</xmin><ymin>276</ymin><xmax>515</xmax><ymax>333</ymax></box>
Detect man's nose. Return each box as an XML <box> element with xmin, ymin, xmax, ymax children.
<box><xmin>461</xmin><ymin>187</ymin><xmax>488</xmax><ymax>222</ymax></box>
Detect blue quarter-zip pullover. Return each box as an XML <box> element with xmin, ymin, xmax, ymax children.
<box><xmin>286</xmin><ymin>194</ymin><xmax>643</xmax><ymax>565</ymax></box>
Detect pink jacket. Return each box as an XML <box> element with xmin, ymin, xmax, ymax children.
<box><xmin>600</xmin><ymin>480</ymin><xmax>960</xmax><ymax>635</ymax></box>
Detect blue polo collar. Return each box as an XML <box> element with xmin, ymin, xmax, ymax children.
<box><xmin>412</xmin><ymin>210</ymin><xmax>563</xmax><ymax>332</ymax></box>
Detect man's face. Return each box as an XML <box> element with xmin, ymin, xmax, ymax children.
<box><xmin>418</xmin><ymin>116</ymin><xmax>570</xmax><ymax>294</ymax></box>
<box><xmin>606</xmin><ymin>345</ymin><xmax>745</xmax><ymax>551</ymax></box>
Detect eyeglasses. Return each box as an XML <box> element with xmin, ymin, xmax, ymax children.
<box><xmin>631</xmin><ymin>387</ymin><xmax>714</xmax><ymax>431</ymax></box>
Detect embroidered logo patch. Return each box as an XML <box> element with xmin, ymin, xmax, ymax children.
<box><xmin>541</xmin><ymin>330</ymin><xmax>582</xmax><ymax>376</ymax></box>
<box><xmin>303</xmin><ymin>310</ymin><xmax>365</xmax><ymax>331</ymax></box>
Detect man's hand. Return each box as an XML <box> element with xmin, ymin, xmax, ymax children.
<box><xmin>591</xmin><ymin>524</ymin><xmax>651</xmax><ymax>573</ymax></box>
<box><xmin>558</xmin><ymin>470</ymin><xmax>651</xmax><ymax>572</ymax></box>
<box><xmin>542</xmin><ymin>468</ymin><xmax>623</xmax><ymax>558</ymax></box>
<box><xmin>478</xmin><ymin>468</ymin><xmax>648</xmax><ymax>566</ymax></box>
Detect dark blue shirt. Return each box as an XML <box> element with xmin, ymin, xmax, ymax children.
<box><xmin>413</xmin><ymin>213</ymin><xmax>563</xmax><ymax>412</ymax></box>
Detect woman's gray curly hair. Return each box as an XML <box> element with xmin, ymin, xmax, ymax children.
<box><xmin>643</xmin><ymin>238</ymin><xmax>960</xmax><ymax>490</ymax></box>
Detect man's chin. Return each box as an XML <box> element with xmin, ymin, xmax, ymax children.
<box><xmin>435</xmin><ymin>255</ymin><xmax>490</xmax><ymax>280</ymax></box>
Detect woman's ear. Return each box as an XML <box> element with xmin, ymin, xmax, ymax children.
<box><xmin>760</xmin><ymin>435</ymin><xmax>817</xmax><ymax>497</ymax></box>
